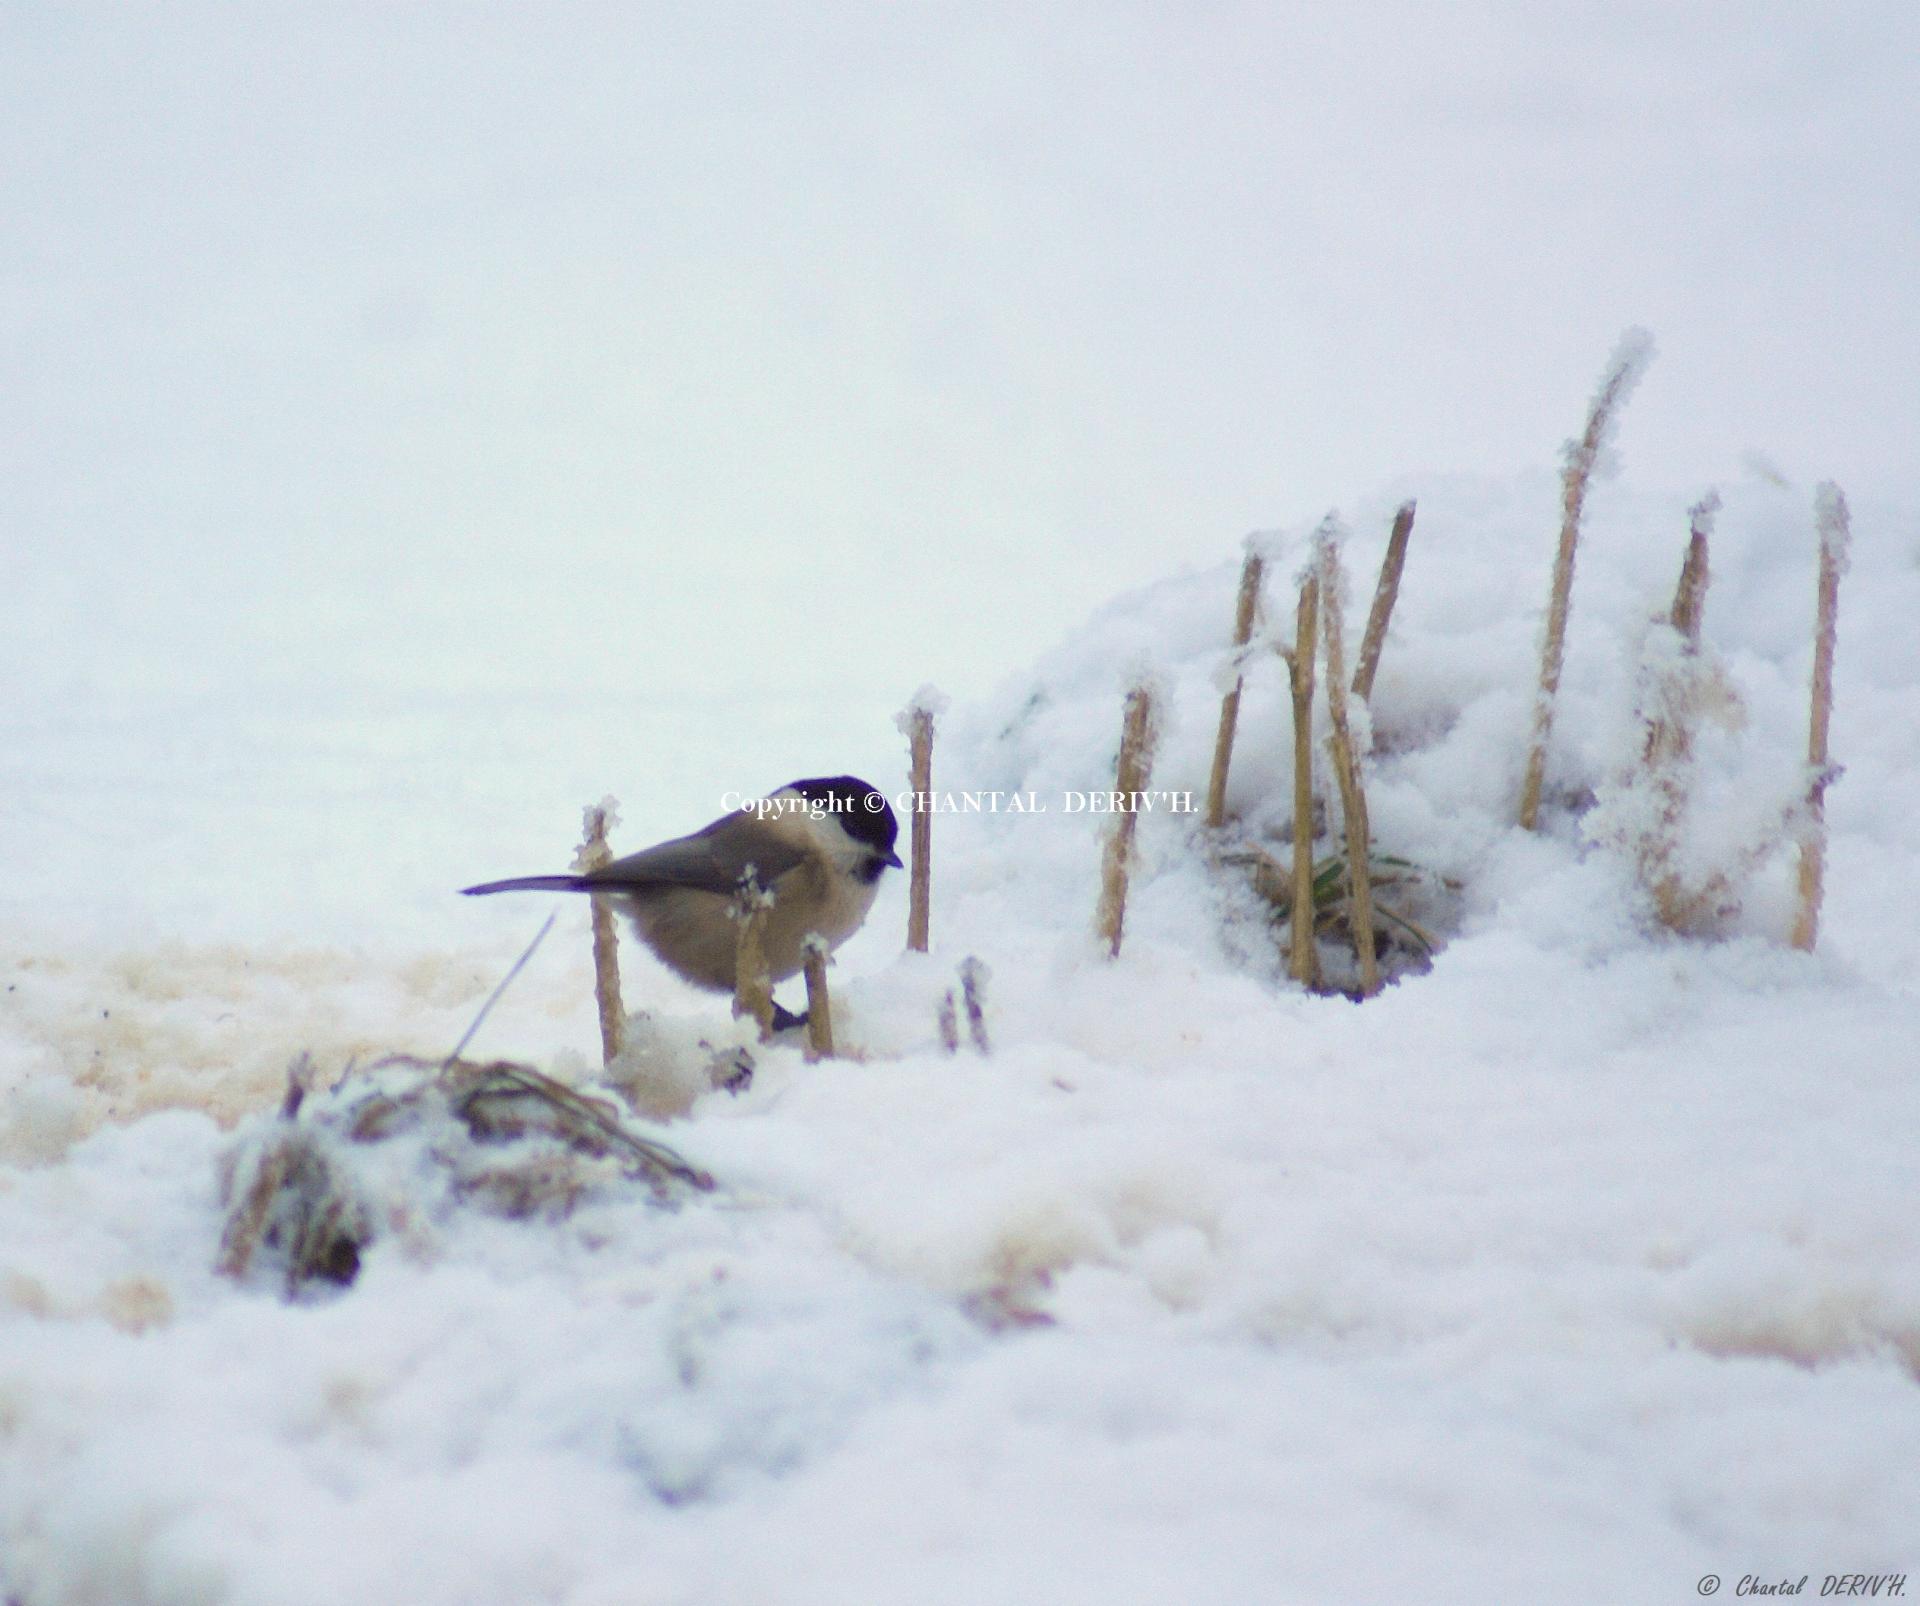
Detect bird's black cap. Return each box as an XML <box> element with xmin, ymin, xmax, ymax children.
<box><xmin>788</xmin><ymin>775</ymin><xmax>902</xmax><ymax>865</ymax></box>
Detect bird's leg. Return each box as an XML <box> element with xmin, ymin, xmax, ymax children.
<box><xmin>769</xmin><ymin>1000</ymin><xmax>810</xmax><ymax>1032</ymax></box>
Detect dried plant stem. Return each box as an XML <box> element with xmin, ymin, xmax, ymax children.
<box><xmin>1792</xmin><ymin>484</ymin><xmax>1850</xmax><ymax>952</ymax></box>
<box><xmin>1639</xmin><ymin>494</ymin><xmax>1720</xmax><ymax>932</ymax></box>
<box><xmin>1669</xmin><ymin>492</ymin><xmax>1717</xmax><ymax>646</ymax></box>
<box><xmin>1286</xmin><ymin>574</ymin><xmax>1321</xmax><ymax>989</ymax></box>
<box><xmin>1319</xmin><ymin>533</ymin><xmax>1379</xmax><ymax>997</ymax></box>
<box><xmin>1520</xmin><ymin>329</ymin><xmax>1655</xmax><ymax>829</ymax></box>
<box><xmin>905</xmin><ymin>706</ymin><xmax>935</xmax><ymax>952</ymax></box>
<box><xmin>1095</xmin><ymin>683</ymin><xmax>1159</xmax><ymax>958</ymax></box>
<box><xmin>959</xmin><ymin>956</ymin><xmax>991</xmax><ymax>1054</ymax></box>
<box><xmin>443</xmin><ymin>912</ymin><xmax>557</xmax><ymax>1072</ymax></box>
<box><xmin>731</xmin><ymin>881</ymin><xmax>775</xmax><ymax>1040</ymax></box>
<box><xmin>801</xmin><ymin>938</ymin><xmax>834</xmax><ymax>1061</ymax></box>
<box><xmin>575</xmin><ymin>800</ymin><xmax>626</xmax><ymax>1066</ymax></box>
<box><xmin>1206</xmin><ymin>547</ymin><xmax>1266</xmax><ymax>828</ymax></box>
<box><xmin>1351</xmin><ymin>500</ymin><xmax>1416</xmax><ymax>703</ymax></box>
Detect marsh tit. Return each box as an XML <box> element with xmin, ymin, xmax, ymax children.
<box><xmin>462</xmin><ymin>776</ymin><xmax>903</xmax><ymax>1026</ymax></box>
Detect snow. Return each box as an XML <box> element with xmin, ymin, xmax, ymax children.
<box><xmin>9</xmin><ymin>7</ymin><xmax>1920</xmax><ymax>1598</ymax></box>
<box><xmin>7</xmin><ymin>464</ymin><xmax>1920</xmax><ymax>1602</ymax></box>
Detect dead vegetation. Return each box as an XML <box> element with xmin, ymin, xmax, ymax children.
<box><xmin>1187</xmin><ymin>330</ymin><xmax>1848</xmax><ymax>994</ymax></box>
<box><xmin>575</xmin><ymin>798</ymin><xmax>627</xmax><ymax>1066</ymax></box>
<box><xmin>217</xmin><ymin>1051</ymin><xmax>712</xmax><ymax>1298</ymax></box>
<box><xmin>1095</xmin><ymin>681</ymin><xmax>1161</xmax><ymax>959</ymax></box>
<box><xmin>1520</xmin><ymin>328</ymin><xmax>1656</xmax><ymax>830</ymax></box>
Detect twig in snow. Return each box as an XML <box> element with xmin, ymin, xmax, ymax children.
<box><xmin>1520</xmin><ymin>328</ymin><xmax>1656</xmax><ymax>829</ymax></box>
<box><xmin>441</xmin><ymin>911</ymin><xmax>558</xmax><ymax>1071</ymax></box>
<box><xmin>1284</xmin><ymin>571</ymin><xmax>1321</xmax><ymax>989</ymax></box>
<box><xmin>731</xmin><ymin>877</ymin><xmax>775</xmax><ymax>1041</ymax></box>
<box><xmin>1351</xmin><ymin>499</ymin><xmax>1417</xmax><ymax>703</ymax></box>
<box><xmin>801</xmin><ymin>935</ymin><xmax>835</xmax><ymax>1062</ymax></box>
<box><xmin>1318</xmin><ymin>522</ymin><xmax>1380</xmax><ymax>996</ymax></box>
<box><xmin>1095</xmin><ymin>681</ymin><xmax>1160</xmax><ymax>958</ymax></box>
<box><xmin>1206</xmin><ymin>543</ymin><xmax>1266</xmax><ymax>828</ymax></box>
<box><xmin>574</xmin><ymin>797</ymin><xmax>626</xmax><ymax>1066</ymax></box>
<box><xmin>1792</xmin><ymin>483</ymin><xmax>1850</xmax><ymax>951</ymax></box>
<box><xmin>896</xmin><ymin>689</ymin><xmax>945</xmax><ymax>953</ymax></box>
<box><xmin>959</xmin><ymin>956</ymin><xmax>991</xmax><ymax>1054</ymax></box>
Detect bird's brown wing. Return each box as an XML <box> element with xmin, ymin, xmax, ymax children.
<box><xmin>585</xmin><ymin>814</ymin><xmax>807</xmax><ymax>895</ymax></box>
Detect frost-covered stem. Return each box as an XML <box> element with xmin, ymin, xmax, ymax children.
<box><xmin>1319</xmin><ymin>531</ymin><xmax>1379</xmax><ymax>997</ymax></box>
<box><xmin>1669</xmin><ymin>492</ymin><xmax>1718</xmax><ymax>648</ymax></box>
<box><xmin>937</xmin><ymin>989</ymin><xmax>960</xmax><ymax>1053</ymax></box>
<box><xmin>904</xmin><ymin>705</ymin><xmax>936</xmax><ymax>952</ymax></box>
<box><xmin>1286</xmin><ymin>573</ymin><xmax>1321</xmax><ymax>989</ymax></box>
<box><xmin>1520</xmin><ymin>328</ymin><xmax>1656</xmax><ymax>829</ymax></box>
<box><xmin>959</xmin><ymin>956</ymin><xmax>991</xmax><ymax>1053</ymax></box>
<box><xmin>1096</xmin><ymin>683</ymin><xmax>1159</xmax><ymax>958</ymax></box>
<box><xmin>1206</xmin><ymin>547</ymin><xmax>1266</xmax><ymax>828</ymax></box>
<box><xmin>1352</xmin><ymin>499</ymin><xmax>1417</xmax><ymax>703</ymax></box>
<box><xmin>731</xmin><ymin>879</ymin><xmax>775</xmax><ymax>1040</ymax></box>
<box><xmin>1637</xmin><ymin>495</ymin><xmax>1721</xmax><ymax>931</ymax></box>
<box><xmin>575</xmin><ymin>800</ymin><xmax>626</xmax><ymax>1066</ymax></box>
<box><xmin>1792</xmin><ymin>483</ymin><xmax>1850</xmax><ymax>952</ymax></box>
<box><xmin>801</xmin><ymin>936</ymin><xmax>834</xmax><ymax>1061</ymax></box>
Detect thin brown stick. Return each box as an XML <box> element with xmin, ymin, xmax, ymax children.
<box><xmin>902</xmin><ymin>701</ymin><xmax>937</xmax><ymax>952</ymax></box>
<box><xmin>574</xmin><ymin>799</ymin><xmax>626</xmax><ymax>1066</ymax></box>
<box><xmin>1319</xmin><ymin>527</ymin><xmax>1379</xmax><ymax>997</ymax></box>
<box><xmin>1206</xmin><ymin>546</ymin><xmax>1266</xmax><ymax>828</ymax></box>
<box><xmin>1285</xmin><ymin>573</ymin><xmax>1321</xmax><ymax>989</ymax></box>
<box><xmin>1095</xmin><ymin>682</ymin><xmax>1159</xmax><ymax>958</ymax></box>
<box><xmin>1520</xmin><ymin>329</ymin><xmax>1656</xmax><ymax>829</ymax></box>
<box><xmin>1792</xmin><ymin>483</ymin><xmax>1850</xmax><ymax>951</ymax></box>
<box><xmin>1351</xmin><ymin>499</ymin><xmax>1416</xmax><ymax>703</ymax></box>
<box><xmin>801</xmin><ymin>937</ymin><xmax>834</xmax><ymax>1061</ymax></box>
<box><xmin>731</xmin><ymin>881</ymin><xmax>775</xmax><ymax>1041</ymax></box>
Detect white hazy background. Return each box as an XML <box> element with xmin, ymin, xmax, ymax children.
<box><xmin>5</xmin><ymin>1</ymin><xmax>1917</xmax><ymax>942</ymax></box>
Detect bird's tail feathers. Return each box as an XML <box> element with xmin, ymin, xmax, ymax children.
<box><xmin>460</xmin><ymin>875</ymin><xmax>594</xmax><ymax>897</ymax></box>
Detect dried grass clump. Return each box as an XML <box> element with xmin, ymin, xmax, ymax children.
<box><xmin>1233</xmin><ymin>845</ymin><xmax>1451</xmax><ymax>994</ymax></box>
<box><xmin>217</xmin><ymin>1058</ymin><xmax>371</xmax><ymax>1295</ymax></box>
<box><xmin>217</xmin><ymin>1052</ymin><xmax>713</xmax><ymax>1297</ymax></box>
<box><xmin>1196</xmin><ymin>508</ymin><xmax>1453</xmax><ymax>997</ymax></box>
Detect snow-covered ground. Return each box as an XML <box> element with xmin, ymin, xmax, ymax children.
<box><xmin>9</xmin><ymin>7</ymin><xmax>1920</xmax><ymax>1600</ymax></box>
<box><xmin>6</xmin><ymin>465</ymin><xmax>1919</xmax><ymax>1604</ymax></box>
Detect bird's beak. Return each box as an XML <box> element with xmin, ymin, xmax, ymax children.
<box><xmin>880</xmin><ymin>848</ymin><xmax>904</xmax><ymax>869</ymax></box>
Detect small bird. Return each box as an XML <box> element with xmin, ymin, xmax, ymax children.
<box><xmin>462</xmin><ymin>776</ymin><xmax>903</xmax><ymax>1028</ymax></box>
